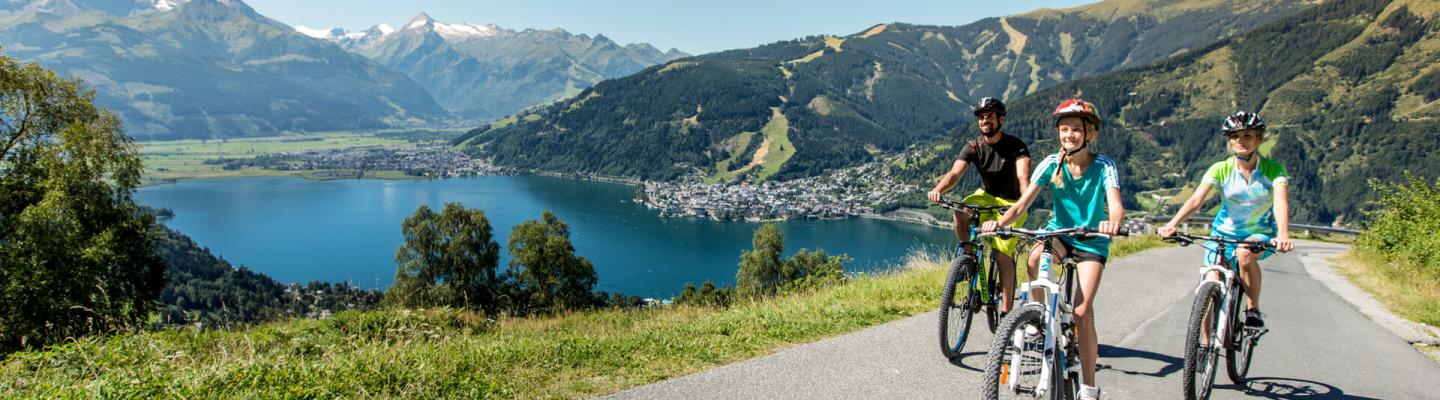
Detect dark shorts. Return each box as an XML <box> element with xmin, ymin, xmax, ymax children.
<box><xmin>1055</xmin><ymin>238</ymin><xmax>1107</xmax><ymax>264</ymax></box>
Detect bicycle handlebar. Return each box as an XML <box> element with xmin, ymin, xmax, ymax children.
<box><xmin>978</xmin><ymin>226</ymin><xmax>1130</xmax><ymax>240</ymax></box>
<box><xmin>1162</xmin><ymin>232</ymin><xmax>1278</xmax><ymax>252</ymax></box>
<box><xmin>934</xmin><ymin>196</ymin><xmax>1009</xmax><ymax>214</ymax></box>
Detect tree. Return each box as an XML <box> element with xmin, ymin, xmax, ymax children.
<box><xmin>675</xmin><ymin>281</ymin><xmax>733</xmax><ymax>307</ymax></box>
<box><xmin>0</xmin><ymin>53</ymin><xmax>163</xmax><ymax>352</ymax></box>
<box><xmin>735</xmin><ymin>223</ymin><xmax>785</xmax><ymax>298</ymax></box>
<box><xmin>386</xmin><ymin>203</ymin><xmax>502</xmax><ymax>313</ymax></box>
<box><xmin>780</xmin><ymin>249</ymin><xmax>850</xmax><ymax>293</ymax></box>
<box><xmin>736</xmin><ymin>223</ymin><xmax>850</xmax><ymax>299</ymax></box>
<box><xmin>506</xmin><ymin>211</ymin><xmax>597</xmax><ymax>314</ymax></box>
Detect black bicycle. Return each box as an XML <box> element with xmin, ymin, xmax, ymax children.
<box><xmin>935</xmin><ymin>197</ymin><xmax>1012</xmax><ymax>360</ymax></box>
<box><xmin>1166</xmin><ymin>233</ymin><xmax>1276</xmax><ymax>400</ymax></box>
<box><xmin>979</xmin><ymin>227</ymin><xmax>1127</xmax><ymax>400</ymax></box>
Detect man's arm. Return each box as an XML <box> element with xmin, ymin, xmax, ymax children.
<box><xmin>1014</xmin><ymin>156</ymin><xmax>1032</xmax><ymax>197</ymax></box>
<box><xmin>928</xmin><ymin>159</ymin><xmax>969</xmax><ymax>203</ymax></box>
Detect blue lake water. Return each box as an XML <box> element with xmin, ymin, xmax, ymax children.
<box><xmin>135</xmin><ymin>176</ymin><xmax>955</xmax><ymax>298</ymax></box>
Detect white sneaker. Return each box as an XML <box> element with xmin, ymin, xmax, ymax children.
<box><xmin>1079</xmin><ymin>384</ymin><xmax>1101</xmax><ymax>400</ymax></box>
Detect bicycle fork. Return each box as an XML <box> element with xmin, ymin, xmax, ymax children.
<box><xmin>1196</xmin><ymin>264</ymin><xmax>1234</xmax><ymax>351</ymax></box>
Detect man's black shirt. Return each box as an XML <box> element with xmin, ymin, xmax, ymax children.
<box><xmin>956</xmin><ymin>133</ymin><xmax>1030</xmax><ymax>201</ymax></box>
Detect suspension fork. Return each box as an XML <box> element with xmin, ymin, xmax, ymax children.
<box><xmin>1197</xmin><ymin>263</ymin><xmax>1235</xmax><ymax>350</ymax></box>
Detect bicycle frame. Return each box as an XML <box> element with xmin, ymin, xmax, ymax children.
<box><xmin>1178</xmin><ymin>234</ymin><xmax>1272</xmax><ymax>351</ymax></box>
<box><xmin>939</xmin><ymin>197</ymin><xmax>1008</xmax><ymax>301</ymax></box>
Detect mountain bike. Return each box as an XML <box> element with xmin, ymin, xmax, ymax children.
<box><xmin>979</xmin><ymin>227</ymin><xmax>1127</xmax><ymax>400</ymax></box>
<box><xmin>936</xmin><ymin>197</ymin><xmax>1011</xmax><ymax>360</ymax></box>
<box><xmin>1166</xmin><ymin>233</ymin><xmax>1276</xmax><ymax>400</ymax></box>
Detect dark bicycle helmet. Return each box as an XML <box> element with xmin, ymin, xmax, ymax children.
<box><xmin>1222</xmin><ymin>111</ymin><xmax>1266</xmax><ymax>134</ymax></box>
<box><xmin>1052</xmin><ymin>98</ymin><xmax>1101</xmax><ymax>129</ymax></box>
<box><xmin>973</xmin><ymin>97</ymin><xmax>1006</xmax><ymax>117</ymax></box>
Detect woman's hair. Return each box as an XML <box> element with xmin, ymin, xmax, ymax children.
<box><xmin>1050</xmin><ymin>120</ymin><xmax>1099</xmax><ymax>189</ymax></box>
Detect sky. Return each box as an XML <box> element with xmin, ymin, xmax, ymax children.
<box><xmin>245</xmin><ymin>0</ymin><xmax>1099</xmax><ymax>55</ymax></box>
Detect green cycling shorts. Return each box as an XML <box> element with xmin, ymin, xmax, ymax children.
<box><xmin>960</xmin><ymin>189</ymin><xmax>1027</xmax><ymax>258</ymax></box>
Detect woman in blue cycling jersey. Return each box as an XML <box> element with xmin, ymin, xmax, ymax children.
<box><xmin>984</xmin><ymin>98</ymin><xmax>1123</xmax><ymax>400</ymax></box>
<box><xmin>1159</xmin><ymin>111</ymin><xmax>1295</xmax><ymax>328</ymax></box>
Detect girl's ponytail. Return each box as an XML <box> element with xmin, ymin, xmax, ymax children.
<box><xmin>1051</xmin><ymin>149</ymin><xmax>1068</xmax><ymax>189</ymax></box>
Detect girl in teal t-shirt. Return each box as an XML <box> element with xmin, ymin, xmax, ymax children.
<box><xmin>984</xmin><ymin>98</ymin><xmax>1123</xmax><ymax>400</ymax></box>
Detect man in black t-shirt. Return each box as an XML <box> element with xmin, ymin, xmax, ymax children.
<box><xmin>927</xmin><ymin>97</ymin><xmax>1032</xmax><ymax>313</ymax></box>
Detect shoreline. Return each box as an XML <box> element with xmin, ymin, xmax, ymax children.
<box><xmin>139</xmin><ymin>169</ymin><xmax>955</xmax><ymax>232</ymax></box>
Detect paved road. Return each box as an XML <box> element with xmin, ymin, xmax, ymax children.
<box><xmin>605</xmin><ymin>241</ymin><xmax>1440</xmax><ymax>399</ymax></box>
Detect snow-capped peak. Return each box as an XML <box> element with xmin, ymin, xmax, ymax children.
<box><xmin>399</xmin><ymin>12</ymin><xmax>500</xmax><ymax>41</ymax></box>
<box><xmin>405</xmin><ymin>12</ymin><xmax>434</xmax><ymax>29</ymax></box>
<box><xmin>153</xmin><ymin>0</ymin><xmax>181</xmax><ymax>11</ymax></box>
<box><xmin>293</xmin><ymin>25</ymin><xmax>334</xmax><ymax>39</ymax></box>
<box><xmin>376</xmin><ymin>23</ymin><xmax>395</xmax><ymax>35</ymax></box>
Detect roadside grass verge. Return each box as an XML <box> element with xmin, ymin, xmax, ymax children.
<box><xmin>0</xmin><ymin>237</ymin><xmax>1171</xmax><ymax>399</ymax></box>
<box><xmin>1343</xmin><ymin>174</ymin><xmax>1440</xmax><ymax>329</ymax></box>
<box><xmin>1336</xmin><ymin>251</ymin><xmax>1440</xmax><ymax>328</ymax></box>
<box><xmin>0</xmin><ymin>250</ymin><xmax>947</xmax><ymax>399</ymax></box>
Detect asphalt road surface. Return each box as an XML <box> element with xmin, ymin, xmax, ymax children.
<box><xmin>605</xmin><ymin>241</ymin><xmax>1440</xmax><ymax>399</ymax></box>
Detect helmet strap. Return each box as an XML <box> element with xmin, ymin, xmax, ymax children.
<box><xmin>1064</xmin><ymin>139</ymin><xmax>1089</xmax><ymax>157</ymax></box>
<box><xmin>1234</xmin><ymin>150</ymin><xmax>1257</xmax><ymax>165</ymax></box>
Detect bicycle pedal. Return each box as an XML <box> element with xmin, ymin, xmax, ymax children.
<box><xmin>1244</xmin><ymin>326</ymin><xmax>1269</xmax><ymax>339</ymax></box>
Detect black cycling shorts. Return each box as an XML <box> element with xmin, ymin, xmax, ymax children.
<box><xmin>1054</xmin><ymin>238</ymin><xmax>1107</xmax><ymax>265</ymax></box>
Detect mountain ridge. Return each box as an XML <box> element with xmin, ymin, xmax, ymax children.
<box><xmin>0</xmin><ymin>0</ymin><xmax>449</xmax><ymax>139</ymax></box>
<box><xmin>458</xmin><ymin>0</ymin><xmax>1309</xmax><ymax>181</ymax></box>
<box><xmin>307</xmin><ymin>12</ymin><xmax>689</xmax><ymax>122</ymax></box>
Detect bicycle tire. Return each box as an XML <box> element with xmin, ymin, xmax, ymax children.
<box><xmin>981</xmin><ymin>304</ymin><xmax>1048</xmax><ymax>400</ymax></box>
<box><xmin>1225</xmin><ymin>283</ymin><xmax>1253</xmax><ymax>384</ymax></box>
<box><xmin>1183</xmin><ymin>281</ymin><xmax>1223</xmax><ymax>400</ymax></box>
<box><xmin>1049</xmin><ymin>329</ymin><xmax>1074</xmax><ymax>400</ymax></box>
<box><xmin>939</xmin><ymin>255</ymin><xmax>979</xmax><ymax>359</ymax></box>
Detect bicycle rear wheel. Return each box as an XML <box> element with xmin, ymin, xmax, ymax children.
<box><xmin>939</xmin><ymin>255</ymin><xmax>979</xmax><ymax>359</ymax></box>
<box><xmin>1183</xmin><ymin>281</ymin><xmax>1222</xmax><ymax>400</ymax></box>
<box><xmin>981</xmin><ymin>304</ymin><xmax>1048</xmax><ymax>400</ymax></box>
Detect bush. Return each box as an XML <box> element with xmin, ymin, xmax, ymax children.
<box><xmin>1357</xmin><ymin>173</ymin><xmax>1440</xmax><ymax>278</ymax></box>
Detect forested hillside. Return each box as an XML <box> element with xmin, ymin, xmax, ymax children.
<box><xmin>153</xmin><ymin>226</ymin><xmax>382</xmax><ymax>327</ymax></box>
<box><xmin>898</xmin><ymin>0</ymin><xmax>1439</xmax><ymax>225</ymax></box>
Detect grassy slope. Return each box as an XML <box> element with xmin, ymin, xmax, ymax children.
<box><xmin>755</xmin><ymin>107</ymin><xmax>795</xmax><ymax>181</ymax></box>
<box><xmin>2</xmin><ymin>238</ymin><xmax>1170</xmax><ymax>398</ymax></box>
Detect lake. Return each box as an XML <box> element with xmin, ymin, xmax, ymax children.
<box><xmin>136</xmin><ymin>176</ymin><xmax>956</xmax><ymax>298</ymax></box>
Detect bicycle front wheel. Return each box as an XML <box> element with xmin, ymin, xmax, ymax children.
<box><xmin>1183</xmin><ymin>281</ymin><xmax>1222</xmax><ymax>400</ymax></box>
<box><xmin>1225</xmin><ymin>283</ymin><xmax>1254</xmax><ymax>384</ymax></box>
<box><xmin>981</xmin><ymin>303</ymin><xmax>1048</xmax><ymax>400</ymax></box>
<box><xmin>939</xmin><ymin>255</ymin><xmax>979</xmax><ymax>359</ymax></box>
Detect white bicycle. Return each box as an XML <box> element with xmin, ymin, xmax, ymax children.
<box><xmin>978</xmin><ymin>227</ymin><xmax>1126</xmax><ymax>400</ymax></box>
<box><xmin>1167</xmin><ymin>233</ymin><xmax>1275</xmax><ymax>400</ymax></box>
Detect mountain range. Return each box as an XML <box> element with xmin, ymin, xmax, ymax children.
<box><xmin>457</xmin><ymin>0</ymin><xmax>1309</xmax><ymax>182</ymax></box>
<box><xmin>300</xmin><ymin>13</ymin><xmax>687</xmax><ymax>121</ymax></box>
<box><xmin>0</xmin><ymin>0</ymin><xmax>683</xmax><ymax>139</ymax></box>
<box><xmin>460</xmin><ymin>0</ymin><xmax>1440</xmax><ymax>225</ymax></box>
